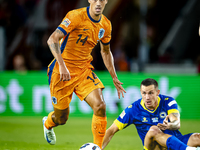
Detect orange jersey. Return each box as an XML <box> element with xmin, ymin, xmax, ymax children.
<box><xmin>48</xmin><ymin>7</ymin><xmax>112</xmax><ymax>76</ymax></box>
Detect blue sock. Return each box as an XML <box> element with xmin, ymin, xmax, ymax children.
<box><xmin>166</xmin><ymin>136</ymin><xmax>187</xmax><ymax>150</ymax></box>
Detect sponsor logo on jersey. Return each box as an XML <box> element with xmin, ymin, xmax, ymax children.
<box><xmin>160</xmin><ymin>111</ymin><xmax>167</xmax><ymax>118</ymax></box>
<box><xmin>152</xmin><ymin>117</ymin><xmax>158</xmax><ymax>123</ymax></box>
<box><xmin>61</xmin><ymin>18</ymin><xmax>71</xmax><ymax>27</ymax></box>
<box><xmin>52</xmin><ymin>96</ymin><xmax>57</xmax><ymax>104</ymax></box>
<box><xmin>98</xmin><ymin>28</ymin><xmax>105</xmax><ymax>39</ymax></box>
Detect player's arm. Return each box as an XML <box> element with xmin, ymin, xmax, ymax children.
<box><xmin>47</xmin><ymin>29</ymin><xmax>71</xmax><ymax>81</ymax></box>
<box><xmin>102</xmin><ymin>123</ymin><xmax>119</xmax><ymax>150</ymax></box>
<box><xmin>157</xmin><ymin>113</ymin><xmax>180</xmax><ymax>130</ymax></box>
<box><xmin>167</xmin><ymin>113</ymin><xmax>180</xmax><ymax>130</ymax></box>
<box><xmin>100</xmin><ymin>42</ymin><xmax>126</xmax><ymax>98</ymax></box>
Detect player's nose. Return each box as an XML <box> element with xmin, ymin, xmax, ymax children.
<box><xmin>145</xmin><ymin>94</ymin><xmax>150</xmax><ymax>99</ymax></box>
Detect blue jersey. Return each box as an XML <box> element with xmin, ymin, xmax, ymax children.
<box><xmin>114</xmin><ymin>94</ymin><xmax>182</xmax><ymax>145</ymax></box>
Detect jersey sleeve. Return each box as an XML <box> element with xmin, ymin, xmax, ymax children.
<box><xmin>114</xmin><ymin>104</ymin><xmax>134</xmax><ymax>130</ymax></box>
<box><xmin>57</xmin><ymin>10</ymin><xmax>81</xmax><ymax>36</ymax></box>
<box><xmin>166</xmin><ymin>97</ymin><xmax>179</xmax><ymax>115</ymax></box>
<box><xmin>100</xmin><ymin>20</ymin><xmax>111</xmax><ymax>45</ymax></box>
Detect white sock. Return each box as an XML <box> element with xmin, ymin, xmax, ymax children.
<box><xmin>186</xmin><ymin>146</ymin><xmax>197</xmax><ymax>150</ymax></box>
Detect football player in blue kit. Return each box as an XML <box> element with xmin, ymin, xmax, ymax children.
<box><xmin>102</xmin><ymin>78</ymin><xmax>200</xmax><ymax>150</ymax></box>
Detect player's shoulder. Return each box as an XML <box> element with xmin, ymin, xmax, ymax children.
<box><xmin>102</xmin><ymin>14</ymin><xmax>111</xmax><ymax>23</ymax></box>
<box><xmin>126</xmin><ymin>98</ymin><xmax>142</xmax><ymax>110</ymax></box>
<box><xmin>67</xmin><ymin>7</ymin><xmax>87</xmax><ymax>20</ymax></box>
<box><xmin>159</xmin><ymin>94</ymin><xmax>177</xmax><ymax>107</ymax></box>
<box><xmin>101</xmin><ymin>14</ymin><xmax>111</xmax><ymax>27</ymax></box>
<box><xmin>159</xmin><ymin>94</ymin><xmax>175</xmax><ymax>101</ymax></box>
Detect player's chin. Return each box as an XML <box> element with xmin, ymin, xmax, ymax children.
<box><xmin>95</xmin><ymin>11</ymin><xmax>102</xmax><ymax>16</ymax></box>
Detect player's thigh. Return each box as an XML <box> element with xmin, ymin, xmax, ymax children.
<box><xmin>50</xmin><ymin>72</ymin><xmax>75</xmax><ymax>110</ymax></box>
<box><xmin>84</xmin><ymin>88</ymin><xmax>105</xmax><ymax>109</ymax></box>
<box><xmin>84</xmin><ymin>88</ymin><xmax>106</xmax><ymax>117</ymax></box>
<box><xmin>75</xmin><ymin>70</ymin><xmax>105</xmax><ymax>107</ymax></box>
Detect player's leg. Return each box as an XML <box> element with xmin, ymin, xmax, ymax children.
<box><xmin>43</xmin><ymin>107</ymin><xmax>70</xmax><ymax>145</ymax></box>
<box><xmin>144</xmin><ymin>126</ymin><xmax>171</xmax><ymax>150</ymax></box>
<box><xmin>84</xmin><ymin>88</ymin><xmax>107</xmax><ymax>149</ymax></box>
<box><xmin>85</xmin><ymin>88</ymin><xmax>106</xmax><ymax>116</ymax></box>
<box><xmin>45</xmin><ymin>107</ymin><xmax>70</xmax><ymax>128</ymax></box>
<box><xmin>75</xmin><ymin>69</ymin><xmax>106</xmax><ymax>149</ymax></box>
<box><xmin>43</xmin><ymin>71</ymin><xmax>73</xmax><ymax>145</ymax></box>
<box><xmin>144</xmin><ymin>126</ymin><xmax>194</xmax><ymax>150</ymax></box>
<box><xmin>187</xmin><ymin>133</ymin><xmax>200</xmax><ymax>147</ymax></box>
<box><xmin>52</xmin><ymin>107</ymin><xmax>70</xmax><ymax>125</ymax></box>
<box><xmin>144</xmin><ymin>144</ymin><xmax>165</xmax><ymax>150</ymax></box>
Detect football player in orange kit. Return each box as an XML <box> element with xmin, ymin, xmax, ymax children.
<box><xmin>42</xmin><ymin>0</ymin><xmax>126</xmax><ymax>149</ymax></box>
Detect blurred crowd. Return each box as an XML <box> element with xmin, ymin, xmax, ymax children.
<box><xmin>0</xmin><ymin>0</ymin><xmax>199</xmax><ymax>73</ymax></box>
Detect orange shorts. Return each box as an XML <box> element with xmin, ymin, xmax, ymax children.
<box><xmin>48</xmin><ymin>69</ymin><xmax>104</xmax><ymax>110</ymax></box>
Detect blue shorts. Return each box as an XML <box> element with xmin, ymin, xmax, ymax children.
<box><xmin>177</xmin><ymin>133</ymin><xmax>193</xmax><ymax>145</ymax></box>
<box><xmin>167</xmin><ymin>133</ymin><xmax>193</xmax><ymax>150</ymax></box>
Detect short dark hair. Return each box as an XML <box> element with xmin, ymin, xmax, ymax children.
<box><xmin>140</xmin><ymin>78</ymin><xmax>158</xmax><ymax>89</ymax></box>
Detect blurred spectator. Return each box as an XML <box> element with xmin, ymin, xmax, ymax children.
<box><xmin>0</xmin><ymin>0</ymin><xmax>29</xmax><ymax>47</ymax></box>
<box><xmin>113</xmin><ymin>37</ymin><xmax>129</xmax><ymax>71</ymax></box>
<box><xmin>199</xmin><ymin>25</ymin><xmax>200</xmax><ymax>36</ymax></box>
<box><xmin>114</xmin><ymin>50</ymin><xmax>129</xmax><ymax>71</ymax></box>
<box><xmin>13</xmin><ymin>54</ymin><xmax>27</xmax><ymax>72</ymax></box>
<box><xmin>33</xmin><ymin>30</ymin><xmax>54</xmax><ymax>70</ymax></box>
<box><xmin>107</xmin><ymin>0</ymin><xmax>139</xmax><ymax>61</ymax></box>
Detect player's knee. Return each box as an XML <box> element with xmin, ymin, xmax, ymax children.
<box><xmin>93</xmin><ymin>101</ymin><xmax>106</xmax><ymax>116</ymax></box>
<box><xmin>147</xmin><ymin>126</ymin><xmax>162</xmax><ymax>138</ymax></box>
<box><xmin>190</xmin><ymin>133</ymin><xmax>200</xmax><ymax>146</ymax></box>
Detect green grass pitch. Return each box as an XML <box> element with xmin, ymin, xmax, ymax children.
<box><xmin>0</xmin><ymin>116</ymin><xmax>199</xmax><ymax>150</ymax></box>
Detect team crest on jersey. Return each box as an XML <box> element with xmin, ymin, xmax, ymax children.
<box><xmin>98</xmin><ymin>28</ymin><xmax>105</xmax><ymax>39</ymax></box>
<box><xmin>52</xmin><ymin>96</ymin><xmax>57</xmax><ymax>104</ymax></box>
<box><xmin>61</xmin><ymin>18</ymin><xmax>71</xmax><ymax>27</ymax></box>
<box><xmin>160</xmin><ymin>112</ymin><xmax>167</xmax><ymax>118</ymax></box>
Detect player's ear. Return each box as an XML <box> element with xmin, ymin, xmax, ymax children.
<box><xmin>157</xmin><ymin>89</ymin><xmax>160</xmax><ymax>96</ymax></box>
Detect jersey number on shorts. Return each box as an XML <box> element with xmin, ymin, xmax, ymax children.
<box><xmin>76</xmin><ymin>34</ymin><xmax>88</xmax><ymax>45</ymax></box>
<box><xmin>87</xmin><ymin>72</ymin><xmax>100</xmax><ymax>86</ymax></box>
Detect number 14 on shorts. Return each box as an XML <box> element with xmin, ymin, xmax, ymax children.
<box><xmin>87</xmin><ymin>72</ymin><xmax>100</xmax><ymax>86</ymax></box>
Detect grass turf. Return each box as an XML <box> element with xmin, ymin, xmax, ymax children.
<box><xmin>0</xmin><ymin>116</ymin><xmax>199</xmax><ymax>150</ymax></box>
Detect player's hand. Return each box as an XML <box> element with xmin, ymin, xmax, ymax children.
<box><xmin>59</xmin><ymin>64</ymin><xmax>71</xmax><ymax>81</ymax></box>
<box><xmin>113</xmin><ymin>77</ymin><xmax>126</xmax><ymax>99</ymax></box>
<box><xmin>157</xmin><ymin>115</ymin><xmax>169</xmax><ymax>130</ymax></box>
